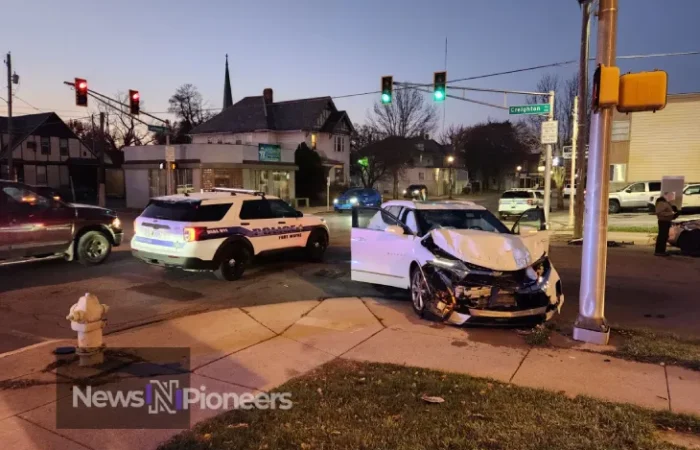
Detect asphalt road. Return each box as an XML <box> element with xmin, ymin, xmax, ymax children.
<box><xmin>1</xmin><ymin>208</ymin><xmax>699</xmax><ymax>354</ymax></box>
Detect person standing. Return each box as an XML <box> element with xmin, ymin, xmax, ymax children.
<box><xmin>654</xmin><ymin>194</ymin><xmax>678</xmax><ymax>256</ymax></box>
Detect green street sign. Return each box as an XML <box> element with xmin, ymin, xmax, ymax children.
<box><xmin>357</xmin><ymin>157</ymin><xmax>369</xmax><ymax>168</ymax></box>
<box><xmin>147</xmin><ymin>124</ymin><xmax>168</xmax><ymax>133</ymax></box>
<box><xmin>509</xmin><ymin>104</ymin><xmax>551</xmax><ymax>115</ymax></box>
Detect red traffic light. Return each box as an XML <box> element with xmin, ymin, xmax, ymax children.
<box><xmin>128</xmin><ymin>89</ymin><xmax>140</xmax><ymax>115</ymax></box>
<box><xmin>75</xmin><ymin>78</ymin><xmax>88</xmax><ymax>107</ymax></box>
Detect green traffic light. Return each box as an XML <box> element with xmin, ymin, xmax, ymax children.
<box><xmin>434</xmin><ymin>90</ymin><xmax>445</xmax><ymax>101</ymax></box>
<box><xmin>381</xmin><ymin>93</ymin><xmax>391</xmax><ymax>104</ymax></box>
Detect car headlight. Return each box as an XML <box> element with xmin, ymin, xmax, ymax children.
<box><xmin>349</xmin><ymin>197</ymin><xmax>358</xmax><ymax>204</ymax></box>
<box><xmin>111</xmin><ymin>217</ymin><xmax>122</xmax><ymax>229</ymax></box>
<box><xmin>333</xmin><ymin>198</ymin><xmax>338</xmax><ymax>204</ymax></box>
<box><xmin>402</xmin><ymin>189</ymin><xmax>407</xmax><ymax>194</ymax></box>
<box><xmin>413</xmin><ymin>190</ymin><xmax>420</xmax><ymax>195</ymax></box>
<box><xmin>525</xmin><ymin>255</ymin><xmax>550</xmax><ymax>283</ymax></box>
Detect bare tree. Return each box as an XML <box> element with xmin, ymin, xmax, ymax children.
<box><xmin>368</xmin><ymin>88</ymin><xmax>438</xmax><ymax>138</ymax></box>
<box><xmin>367</xmin><ymin>88</ymin><xmax>437</xmax><ymax>197</ymax></box>
<box><xmin>95</xmin><ymin>93</ymin><xmax>152</xmax><ymax>149</ymax></box>
<box><xmin>168</xmin><ymin>84</ymin><xmax>214</xmax><ymax>129</ymax></box>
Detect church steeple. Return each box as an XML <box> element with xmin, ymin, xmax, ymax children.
<box><xmin>223</xmin><ymin>54</ymin><xmax>233</xmax><ymax>110</ymax></box>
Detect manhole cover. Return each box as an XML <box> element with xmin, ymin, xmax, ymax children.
<box><xmin>128</xmin><ymin>282</ymin><xmax>203</xmax><ymax>301</ymax></box>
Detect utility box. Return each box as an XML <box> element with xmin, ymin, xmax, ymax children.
<box><xmin>618</xmin><ymin>71</ymin><xmax>668</xmax><ymax>113</ymax></box>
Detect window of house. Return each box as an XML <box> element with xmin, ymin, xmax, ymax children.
<box><xmin>311</xmin><ymin>133</ymin><xmax>317</xmax><ymax>149</ymax></box>
<box><xmin>36</xmin><ymin>166</ymin><xmax>47</xmax><ymax>185</ymax></box>
<box><xmin>334</xmin><ymin>135</ymin><xmax>345</xmax><ymax>152</ymax></box>
<box><xmin>235</xmin><ymin>139</ymin><xmax>242</xmax><ymax>144</ymax></box>
<box><xmin>418</xmin><ymin>172</ymin><xmax>425</xmax><ymax>181</ymax></box>
<box><xmin>26</xmin><ymin>140</ymin><xmax>37</xmax><ymax>151</ymax></box>
<box><xmin>59</xmin><ymin>138</ymin><xmax>69</xmax><ymax>156</ymax></box>
<box><xmin>246</xmin><ymin>134</ymin><xmax>253</xmax><ymax>144</ymax></box>
<box><xmin>40</xmin><ymin>137</ymin><xmax>50</xmax><ymax>155</ymax></box>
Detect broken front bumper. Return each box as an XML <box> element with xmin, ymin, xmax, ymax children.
<box><xmin>421</xmin><ymin>257</ymin><xmax>564</xmax><ymax>325</ymax></box>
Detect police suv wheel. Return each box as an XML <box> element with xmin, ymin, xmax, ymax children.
<box><xmin>77</xmin><ymin>231</ymin><xmax>112</xmax><ymax>266</ymax></box>
<box><xmin>215</xmin><ymin>245</ymin><xmax>251</xmax><ymax>281</ymax></box>
<box><xmin>306</xmin><ymin>230</ymin><xmax>328</xmax><ymax>262</ymax></box>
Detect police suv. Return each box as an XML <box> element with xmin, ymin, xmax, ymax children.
<box><xmin>131</xmin><ymin>188</ymin><xmax>329</xmax><ymax>280</ymax></box>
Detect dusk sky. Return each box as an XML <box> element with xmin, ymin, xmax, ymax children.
<box><xmin>2</xmin><ymin>0</ymin><xmax>699</xmax><ymax>133</ymax></box>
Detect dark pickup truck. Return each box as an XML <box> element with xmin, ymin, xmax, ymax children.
<box><xmin>0</xmin><ymin>180</ymin><xmax>123</xmax><ymax>265</ymax></box>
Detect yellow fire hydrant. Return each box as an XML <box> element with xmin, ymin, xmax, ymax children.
<box><xmin>66</xmin><ymin>293</ymin><xmax>109</xmax><ymax>366</ymax></box>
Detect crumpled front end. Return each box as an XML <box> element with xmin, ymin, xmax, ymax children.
<box><xmin>420</xmin><ymin>235</ymin><xmax>564</xmax><ymax>325</ymax></box>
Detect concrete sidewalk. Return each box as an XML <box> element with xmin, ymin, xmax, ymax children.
<box><xmin>2</xmin><ymin>297</ymin><xmax>698</xmax><ymax>450</ymax></box>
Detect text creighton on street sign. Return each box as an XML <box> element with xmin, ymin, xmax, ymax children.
<box><xmin>509</xmin><ymin>104</ymin><xmax>551</xmax><ymax>115</ymax></box>
<box><xmin>540</xmin><ymin>121</ymin><xmax>559</xmax><ymax>145</ymax></box>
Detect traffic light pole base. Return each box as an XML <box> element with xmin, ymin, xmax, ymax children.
<box><xmin>573</xmin><ymin>316</ymin><xmax>610</xmax><ymax>345</ymax></box>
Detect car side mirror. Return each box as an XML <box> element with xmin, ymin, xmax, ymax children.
<box><xmin>295</xmin><ymin>210</ymin><xmax>303</xmax><ymax>217</ymax></box>
<box><xmin>625</xmin><ymin>189</ymin><xmax>632</xmax><ymax>193</ymax></box>
<box><xmin>385</xmin><ymin>225</ymin><xmax>404</xmax><ymax>236</ymax></box>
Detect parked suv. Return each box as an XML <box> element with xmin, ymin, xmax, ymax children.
<box><xmin>498</xmin><ymin>189</ymin><xmax>543</xmax><ymax>219</ymax></box>
<box><xmin>608</xmin><ymin>181</ymin><xmax>661</xmax><ymax>213</ymax></box>
<box><xmin>648</xmin><ymin>183</ymin><xmax>700</xmax><ymax>213</ymax></box>
<box><xmin>131</xmin><ymin>188</ymin><xmax>330</xmax><ymax>280</ymax></box>
<box><xmin>0</xmin><ymin>180</ymin><xmax>123</xmax><ymax>266</ymax></box>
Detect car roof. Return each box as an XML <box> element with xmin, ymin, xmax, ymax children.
<box><xmin>382</xmin><ymin>200</ymin><xmax>486</xmax><ymax>210</ymax></box>
<box><xmin>152</xmin><ymin>191</ymin><xmax>280</xmax><ymax>205</ymax></box>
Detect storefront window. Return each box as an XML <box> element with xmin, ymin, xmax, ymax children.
<box><xmin>252</xmin><ymin>169</ymin><xmax>290</xmax><ymax>200</ymax></box>
<box><xmin>202</xmin><ymin>168</ymin><xmax>243</xmax><ymax>189</ymax></box>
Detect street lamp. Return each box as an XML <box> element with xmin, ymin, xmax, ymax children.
<box><xmin>515</xmin><ymin>166</ymin><xmax>522</xmax><ymax>189</ymax></box>
<box><xmin>516</xmin><ymin>165</ymin><xmax>522</xmax><ymax>172</ymax></box>
<box><xmin>446</xmin><ymin>156</ymin><xmax>455</xmax><ymax>199</ymax></box>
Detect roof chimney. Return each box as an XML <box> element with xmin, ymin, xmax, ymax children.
<box><xmin>263</xmin><ymin>88</ymin><xmax>273</xmax><ymax>104</ymax></box>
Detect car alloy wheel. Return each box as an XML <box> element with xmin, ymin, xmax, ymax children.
<box><xmin>215</xmin><ymin>245</ymin><xmax>251</xmax><ymax>281</ymax></box>
<box><xmin>410</xmin><ymin>268</ymin><xmax>429</xmax><ymax>314</ymax></box>
<box><xmin>306</xmin><ymin>230</ymin><xmax>328</xmax><ymax>262</ymax></box>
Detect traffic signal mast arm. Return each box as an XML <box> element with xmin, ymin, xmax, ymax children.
<box><xmin>62</xmin><ymin>81</ymin><xmax>170</xmax><ymax>128</ymax></box>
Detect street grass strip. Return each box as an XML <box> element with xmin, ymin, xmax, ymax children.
<box><xmin>608</xmin><ymin>225</ymin><xmax>658</xmax><ymax>233</ymax></box>
<box><xmin>606</xmin><ymin>328</ymin><xmax>700</xmax><ymax>372</ymax></box>
<box><xmin>159</xmin><ymin>359</ymin><xmax>700</xmax><ymax>450</ymax></box>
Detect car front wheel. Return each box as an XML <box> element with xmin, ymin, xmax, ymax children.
<box><xmin>609</xmin><ymin>199</ymin><xmax>621</xmax><ymax>214</ymax></box>
<box><xmin>77</xmin><ymin>231</ymin><xmax>112</xmax><ymax>265</ymax></box>
<box><xmin>410</xmin><ymin>267</ymin><xmax>430</xmax><ymax>317</ymax></box>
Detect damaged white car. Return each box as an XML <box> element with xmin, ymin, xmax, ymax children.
<box><xmin>351</xmin><ymin>200</ymin><xmax>564</xmax><ymax>325</ymax></box>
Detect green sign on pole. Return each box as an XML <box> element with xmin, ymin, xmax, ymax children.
<box><xmin>258</xmin><ymin>144</ymin><xmax>282</xmax><ymax>162</ymax></box>
<box><xmin>509</xmin><ymin>104</ymin><xmax>551</xmax><ymax>115</ymax></box>
<box><xmin>147</xmin><ymin>124</ymin><xmax>168</xmax><ymax>133</ymax></box>
<box><xmin>357</xmin><ymin>157</ymin><xmax>369</xmax><ymax>168</ymax></box>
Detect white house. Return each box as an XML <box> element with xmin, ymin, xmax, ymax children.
<box><xmin>190</xmin><ymin>86</ymin><xmax>353</xmax><ymax>185</ymax></box>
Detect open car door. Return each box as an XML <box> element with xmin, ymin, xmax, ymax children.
<box><xmin>351</xmin><ymin>206</ymin><xmax>416</xmax><ymax>289</ymax></box>
<box><xmin>511</xmin><ymin>207</ymin><xmax>550</xmax><ymax>252</ymax></box>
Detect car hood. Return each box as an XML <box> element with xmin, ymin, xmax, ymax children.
<box><xmin>428</xmin><ymin>228</ymin><xmax>547</xmax><ymax>271</ymax></box>
<box><xmin>71</xmin><ymin>203</ymin><xmax>117</xmax><ymax>218</ymax></box>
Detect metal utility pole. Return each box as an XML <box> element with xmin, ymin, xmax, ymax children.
<box><xmin>98</xmin><ymin>112</ymin><xmax>106</xmax><ymax>207</ymax></box>
<box><xmin>568</xmin><ymin>95</ymin><xmax>579</xmax><ymax>228</ymax></box>
<box><xmin>542</xmin><ymin>91</ymin><xmax>555</xmax><ymax>224</ymax></box>
<box><xmin>574</xmin><ymin>0</ymin><xmax>617</xmax><ymax>345</ymax></box>
<box><xmin>5</xmin><ymin>53</ymin><xmax>13</xmax><ymax>180</ymax></box>
<box><xmin>574</xmin><ymin>0</ymin><xmax>593</xmax><ymax>239</ymax></box>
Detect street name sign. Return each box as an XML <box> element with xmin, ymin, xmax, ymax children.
<box><xmin>509</xmin><ymin>104</ymin><xmax>550</xmax><ymax>115</ymax></box>
<box><xmin>148</xmin><ymin>124</ymin><xmax>168</xmax><ymax>133</ymax></box>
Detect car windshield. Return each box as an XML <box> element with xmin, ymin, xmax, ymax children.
<box><xmin>415</xmin><ymin>209</ymin><xmax>511</xmax><ymax>235</ymax></box>
<box><xmin>342</xmin><ymin>188</ymin><xmax>364</xmax><ymax>196</ymax></box>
